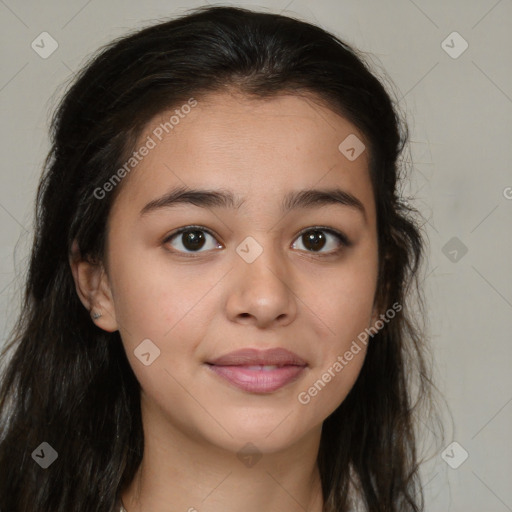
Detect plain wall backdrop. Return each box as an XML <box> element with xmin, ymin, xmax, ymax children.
<box><xmin>1</xmin><ymin>1</ymin><xmax>511</xmax><ymax>510</ymax></box>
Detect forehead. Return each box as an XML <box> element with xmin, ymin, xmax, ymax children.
<box><xmin>111</xmin><ymin>91</ymin><xmax>374</xmax><ymax>219</ymax></box>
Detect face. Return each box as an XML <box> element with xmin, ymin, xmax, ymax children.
<box><xmin>92</xmin><ymin>91</ymin><xmax>379</xmax><ymax>454</ymax></box>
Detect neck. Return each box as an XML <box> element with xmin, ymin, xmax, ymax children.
<box><xmin>120</xmin><ymin>398</ymin><xmax>324</xmax><ymax>512</ymax></box>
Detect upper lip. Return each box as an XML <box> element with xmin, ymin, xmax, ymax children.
<box><xmin>206</xmin><ymin>348</ymin><xmax>307</xmax><ymax>367</ymax></box>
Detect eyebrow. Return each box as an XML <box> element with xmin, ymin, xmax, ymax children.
<box><xmin>140</xmin><ymin>185</ymin><xmax>367</xmax><ymax>222</ymax></box>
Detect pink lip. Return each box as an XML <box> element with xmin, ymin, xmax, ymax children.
<box><xmin>205</xmin><ymin>348</ymin><xmax>307</xmax><ymax>393</ymax></box>
<box><xmin>207</xmin><ymin>348</ymin><xmax>307</xmax><ymax>367</ymax></box>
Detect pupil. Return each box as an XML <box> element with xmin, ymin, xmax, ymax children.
<box><xmin>183</xmin><ymin>230</ymin><xmax>205</xmax><ymax>251</ymax></box>
<box><xmin>303</xmin><ymin>230</ymin><xmax>326</xmax><ymax>251</ymax></box>
<box><xmin>179</xmin><ymin>230</ymin><xmax>326</xmax><ymax>252</ymax></box>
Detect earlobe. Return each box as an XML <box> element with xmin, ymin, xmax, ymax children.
<box><xmin>69</xmin><ymin>239</ymin><xmax>119</xmax><ymax>332</ymax></box>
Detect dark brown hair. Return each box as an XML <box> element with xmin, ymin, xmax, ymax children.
<box><xmin>0</xmin><ymin>5</ymin><xmax>443</xmax><ymax>511</ymax></box>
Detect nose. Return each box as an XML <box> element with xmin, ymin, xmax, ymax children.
<box><xmin>224</xmin><ymin>241</ymin><xmax>297</xmax><ymax>329</ymax></box>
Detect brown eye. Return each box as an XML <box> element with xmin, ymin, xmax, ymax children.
<box><xmin>291</xmin><ymin>228</ymin><xmax>349</xmax><ymax>255</ymax></box>
<box><xmin>164</xmin><ymin>227</ymin><xmax>222</xmax><ymax>254</ymax></box>
<box><xmin>301</xmin><ymin>230</ymin><xmax>327</xmax><ymax>251</ymax></box>
<box><xmin>180</xmin><ymin>230</ymin><xmax>206</xmax><ymax>251</ymax></box>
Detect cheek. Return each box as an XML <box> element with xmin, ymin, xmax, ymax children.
<box><xmin>297</xmin><ymin>277</ymin><xmax>372</xmax><ymax>418</ymax></box>
<box><xmin>109</xmin><ymin>261</ymin><xmax>211</xmax><ymax>398</ymax></box>
<box><xmin>326</xmin><ymin>277</ymin><xmax>376</xmax><ymax>340</ymax></box>
<box><xmin>309</xmin><ymin>277</ymin><xmax>373</xmax><ymax>386</ymax></box>
<box><xmin>298</xmin><ymin>248</ymin><xmax>377</xmax><ymax>406</ymax></box>
<box><xmin>305</xmin><ymin>256</ymin><xmax>378</xmax><ymax>340</ymax></box>
<box><xmin>108</xmin><ymin>250</ymin><xmax>220</xmax><ymax>369</ymax></box>
<box><xmin>108</xmin><ymin>248</ymin><xmax>194</xmax><ymax>333</ymax></box>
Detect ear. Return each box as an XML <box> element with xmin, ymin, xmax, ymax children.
<box><xmin>69</xmin><ymin>239</ymin><xmax>119</xmax><ymax>332</ymax></box>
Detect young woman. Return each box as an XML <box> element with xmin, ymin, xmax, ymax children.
<box><xmin>0</xmin><ymin>5</ymin><xmax>442</xmax><ymax>511</ymax></box>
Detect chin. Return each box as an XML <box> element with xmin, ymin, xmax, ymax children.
<box><xmin>208</xmin><ymin>417</ymin><xmax>311</xmax><ymax>454</ymax></box>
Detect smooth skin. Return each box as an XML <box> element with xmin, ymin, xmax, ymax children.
<box><xmin>70</xmin><ymin>90</ymin><xmax>380</xmax><ymax>512</ymax></box>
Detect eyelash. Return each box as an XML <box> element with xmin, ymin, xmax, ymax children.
<box><xmin>162</xmin><ymin>225</ymin><xmax>351</xmax><ymax>258</ymax></box>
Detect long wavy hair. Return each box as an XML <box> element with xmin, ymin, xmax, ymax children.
<box><xmin>0</xmin><ymin>5</ymin><xmax>444</xmax><ymax>511</ymax></box>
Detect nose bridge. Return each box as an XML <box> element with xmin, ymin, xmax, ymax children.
<box><xmin>226</xmin><ymin>232</ymin><xmax>296</xmax><ymax>326</ymax></box>
<box><xmin>235</xmin><ymin>232</ymin><xmax>285</xmax><ymax>283</ymax></box>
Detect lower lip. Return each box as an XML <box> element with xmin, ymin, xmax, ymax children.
<box><xmin>206</xmin><ymin>364</ymin><xmax>306</xmax><ymax>393</ymax></box>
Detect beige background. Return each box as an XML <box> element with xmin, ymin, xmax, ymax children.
<box><xmin>1</xmin><ymin>1</ymin><xmax>511</xmax><ymax>510</ymax></box>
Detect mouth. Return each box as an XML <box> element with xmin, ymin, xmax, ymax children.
<box><xmin>205</xmin><ymin>348</ymin><xmax>307</xmax><ymax>393</ymax></box>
